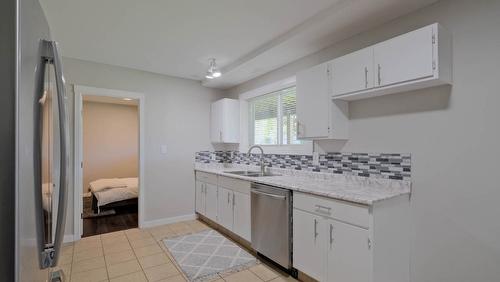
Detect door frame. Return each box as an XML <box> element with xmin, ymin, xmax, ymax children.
<box><xmin>73</xmin><ymin>85</ymin><xmax>145</xmax><ymax>240</ymax></box>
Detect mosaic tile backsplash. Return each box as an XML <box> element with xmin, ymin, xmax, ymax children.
<box><xmin>195</xmin><ymin>151</ymin><xmax>411</xmax><ymax>180</ymax></box>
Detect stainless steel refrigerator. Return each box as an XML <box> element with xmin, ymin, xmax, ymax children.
<box><xmin>1</xmin><ymin>0</ymin><xmax>70</xmax><ymax>281</ymax></box>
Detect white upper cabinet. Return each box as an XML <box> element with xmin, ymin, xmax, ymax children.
<box><xmin>296</xmin><ymin>62</ymin><xmax>331</xmax><ymax>139</ymax></box>
<box><xmin>331</xmin><ymin>23</ymin><xmax>452</xmax><ymax>101</ymax></box>
<box><xmin>296</xmin><ymin>62</ymin><xmax>349</xmax><ymax>140</ymax></box>
<box><xmin>331</xmin><ymin>47</ymin><xmax>374</xmax><ymax>96</ymax></box>
<box><xmin>374</xmin><ymin>25</ymin><xmax>434</xmax><ymax>87</ymax></box>
<box><xmin>210</xmin><ymin>98</ymin><xmax>239</xmax><ymax>143</ymax></box>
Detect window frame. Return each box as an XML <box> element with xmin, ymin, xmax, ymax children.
<box><xmin>239</xmin><ymin>77</ymin><xmax>313</xmax><ymax>155</ymax></box>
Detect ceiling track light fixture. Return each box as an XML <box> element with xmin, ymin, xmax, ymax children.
<box><xmin>205</xmin><ymin>58</ymin><xmax>221</xmax><ymax>79</ymax></box>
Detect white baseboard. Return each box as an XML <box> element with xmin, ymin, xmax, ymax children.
<box><xmin>141</xmin><ymin>214</ymin><xmax>196</xmax><ymax>229</ymax></box>
<box><xmin>64</xmin><ymin>234</ymin><xmax>75</xmax><ymax>243</ymax></box>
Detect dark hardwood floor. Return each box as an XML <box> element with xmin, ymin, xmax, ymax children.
<box><xmin>82</xmin><ymin>197</ymin><xmax>138</xmax><ymax>237</ymax></box>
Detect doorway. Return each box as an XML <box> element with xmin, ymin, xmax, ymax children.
<box><xmin>74</xmin><ymin>86</ymin><xmax>145</xmax><ymax>239</ymax></box>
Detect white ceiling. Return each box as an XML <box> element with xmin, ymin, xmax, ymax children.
<box><xmin>41</xmin><ymin>0</ymin><xmax>438</xmax><ymax>89</ymax></box>
<box><xmin>83</xmin><ymin>95</ymin><xmax>138</xmax><ymax>106</ymax></box>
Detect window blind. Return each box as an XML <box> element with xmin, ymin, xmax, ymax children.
<box><xmin>250</xmin><ymin>93</ymin><xmax>278</xmax><ymax>145</ymax></box>
<box><xmin>280</xmin><ymin>88</ymin><xmax>300</xmax><ymax>145</ymax></box>
<box><xmin>249</xmin><ymin>86</ymin><xmax>301</xmax><ymax>146</ymax></box>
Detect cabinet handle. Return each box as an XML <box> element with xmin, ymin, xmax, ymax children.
<box><xmin>329</xmin><ymin>224</ymin><xmax>334</xmax><ymax>246</ymax></box>
<box><xmin>296</xmin><ymin>120</ymin><xmax>300</xmax><ymax>137</ymax></box>
<box><xmin>315</xmin><ymin>205</ymin><xmax>332</xmax><ymax>214</ymax></box>
<box><xmin>314</xmin><ymin>219</ymin><xmax>319</xmax><ymax>239</ymax></box>
<box><xmin>377</xmin><ymin>64</ymin><xmax>381</xmax><ymax>85</ymax></box>
<box><xmin>219</xmin><ymin>131</ymin><xmax>222</xmax><ymax>142</ymax></box>
<box><xmin>232</xmin><ymin>193</ymin><xmax>235</xmax><ymax>207</ymax></box>
<box><xmin>227</xmin><ymin>192</ymin><xmax>230</xmax><ymax>204</ymax></box>
<box><xmin>364</xmin><ymin>66</ymin><xmax>368</xmax><ymax>88</ymax></box>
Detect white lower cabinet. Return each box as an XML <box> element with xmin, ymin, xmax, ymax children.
<box><xmin>216</xmin><ymin>177</ymin><xmax>252</xmax><ymax>242</ymax></box>
<box><xmin>233</xmin><ymin>191</ymin><xmax>251</xmax><ymax>242</ymax></box>
<box><xmin>195</xmin><ymin>181</ymin><xmax>218</xmax><ymax>222</ymax></box>
<box><xmin>293</xmin><ymin>209</ymin><xmax>326</xmax><ymax>281</ymax></box>
<box><xmin>204</xmin><ymin>183</ymin><xmax>218</xmax><ymax>222</ymax></box>
<box><xmin>217</xmin><ymin>187</ymin><xmax>234</xmax><ymax>230</ymax></box>
<box><xmin>195</xmin><ymin>172</ymin><xmax>219</xmax><ymax>222</ymax></box>
<box><xmin>195</xmin><ymin>172</ymin><xmax>252</xmax><ymax>243</ymax></box>
<box><xmin>326</xmin><ymin>219</ymin><xmax>370</xmax><ymax>282</ymax></box>
<box><xmin>293</xmin><ymin>192</ymin><xmax>410</xmax><ymax>282</ymax></box>
<box><xmin>195</xmin><ymin>181</ymin><xmax>205</xmax><ymax>214</ymax></box>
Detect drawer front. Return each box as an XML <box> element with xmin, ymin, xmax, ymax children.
<box><xmin>195</xmin><ymin>171</ymin><xmax>218</xmax><ymax>185</ymax></box>
<box><xmin>294</xmin><ymin>192</ymin><xmax>369</xmax><ymax>228</ymax></box>
<box><xmin>218</xmin><ymin>176</ymin><xmax>251</xmax><ymax>195</ymax></box>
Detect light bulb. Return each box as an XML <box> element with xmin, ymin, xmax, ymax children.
<box><xmin>205</xmin><ymin>72</ymin><xmax>214</xmax><ymax>79</ymax></box>
<box><xmin>212</xmin><ymin>70</ymin><xmax>221</xmax><ymax>78</ymax></box>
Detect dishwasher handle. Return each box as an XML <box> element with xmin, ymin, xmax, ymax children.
<box><xmin>251</xmin><ymin>190</ymin><xmax>287</xmax><ymax>200</ymax></box>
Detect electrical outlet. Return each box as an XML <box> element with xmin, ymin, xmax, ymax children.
<box><xmin>160</xmin><ymin>145</ymin><xmax>167</xmax><ymax>154</ymax></box>
<box><xmin>312</xmin><ymin>152</ymin><xmax>320</xmax><ymax>166</ymax></box>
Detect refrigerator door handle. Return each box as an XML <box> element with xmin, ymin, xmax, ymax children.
<box><xmin>35</xmin><ymin>40</ymin><xmax>69</xmax><ymax>269</ymax></box>
<box><xmin>50</xmin><ymin>39</ymin><xmax>69</xmax><ymax>269</ymax></box>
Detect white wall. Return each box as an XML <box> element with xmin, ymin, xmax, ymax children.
<box><xmin>63</xmin><ymin>57</ymin><xmax>224</xmax><ymax>234</ymax></box>
<box><xmin>226</xmin><ymin>0</ymin><xmax>500</xmax><ymax>281</ymax></box>
<box><xmin>82</xmin><ymin>101</ymin><xmax>138</xmax><ymax>193</ymax></box>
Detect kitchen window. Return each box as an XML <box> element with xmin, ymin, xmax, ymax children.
<box><xmin>249</xmin><ymin>86</ymin><xmax>302</xmax><ymax>146</ymax></box>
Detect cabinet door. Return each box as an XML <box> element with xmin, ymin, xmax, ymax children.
<box><xmin>327</xmin><ymin>219</ymin><xmax>370</xmax><ymax>282</ymax></box>
<box><xmin>374</xmin><ymin>25</ymin><xmax>434</xmax><ymax>87</ymax></box>
<box><xmin>195</xmin><ymin>181</ymin><xmax>205</xmax><ymax>214</ymax></box>
<box><xmin>233</xmin><ymin>191</ymin><xmax>251</xmax><ymax>242</ymax></box>
<box><xmin>204</xmin><ymin>183</ymin><xmax>218</xmax><ymax>222</ymax></box>
<box><xmin>331</xmin><ymin>47</ymin><xmax>374</xmax><ymax>96</ymax></box>
<box><xmin>293</xmin><ymin>209</ymin><xmax>326</xmax><ymax>281</ymax></box>
<box><xmin>210</xmin><ymin>100</ymin><xmax>223</xmax><ymax>143</ymax></box>
<box><xmin>221</xmin><ymin>99</ymin><xmax>240</xmax><ymax>143</ymax></box>
<box><xmin>296</xmin><ymin>62</ymin><xmax>330</xmax><ymax>139</ymax></box>
<box><xmin>217</xmin><ymin>187</ymin><xmax>233</xmax><ymax>231</ymax></box>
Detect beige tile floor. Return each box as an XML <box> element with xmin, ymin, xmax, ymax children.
<box><xmin>57</xmin><ymin>219</ymin><xmax>299</xmax><ymax>282</ymax></box>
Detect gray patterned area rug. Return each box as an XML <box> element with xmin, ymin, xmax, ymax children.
<box><xmin>163</xmin><ymin>229</ymin><xmax>257</xmax><ymax>281</ymax></box>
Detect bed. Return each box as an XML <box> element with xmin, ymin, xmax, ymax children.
<box><xmin>89</xmin><ymin>177</ymin><xmax>138</xmax><ymax>214</ymax></box>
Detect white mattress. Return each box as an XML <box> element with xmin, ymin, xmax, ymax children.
<box><xmin>90</xmin><ymin>177</ymin><xmax>138</xmax><ymax>207</ymax></box>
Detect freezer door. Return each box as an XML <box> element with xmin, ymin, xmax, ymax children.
<box><xmin>17</xmin><ymin>0</ymin><xmax>55</xmax><ymax>280</ymax></box>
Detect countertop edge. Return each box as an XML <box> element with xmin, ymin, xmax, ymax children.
<box><xmin>194</xmin><ymin>167</ymin><xmax>410</xmax><ymax>206</ymax></box>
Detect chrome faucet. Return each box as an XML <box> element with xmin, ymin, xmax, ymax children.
<box><xmin>247</xmin><ymin>145</ymin><xmax>265</xmax><ymax>174</ymax></box>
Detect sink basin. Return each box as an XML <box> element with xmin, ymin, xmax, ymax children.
<box><xmin>224</xmin><ymin>170</ymin><xmax>281</xmax><ymax>177</ymax></box>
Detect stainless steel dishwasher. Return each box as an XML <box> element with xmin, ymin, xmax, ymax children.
<box><xmin>251</xmin><ymin>183</ymin><xmax>292</xmax><ymax>270</ymax></box>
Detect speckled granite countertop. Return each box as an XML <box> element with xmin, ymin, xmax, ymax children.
<box><xmin>194</xmin><ymin>163</ymin><xmax>411</xmax><ymax>206</ymax></box>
